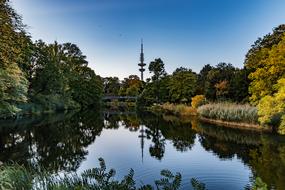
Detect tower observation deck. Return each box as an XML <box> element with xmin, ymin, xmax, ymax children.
<box><xmin>138</xmin><ymin>39</ymin><xmax>146</xmax><ymax>81</ymax></box>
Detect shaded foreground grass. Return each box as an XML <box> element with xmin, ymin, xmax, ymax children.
<box><xmin>0</xmin><ymin>158</ymin><xmax>190</xmax><ymax>190</ymax></box>
<box><xmin>0</xmin><ymin>158</ymin><xmax>267</xmax><ymax>190</ymax></box>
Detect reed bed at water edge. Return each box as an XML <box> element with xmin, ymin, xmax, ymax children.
<box><xmin>197</xmin><ymin>103</ymin><xmax>258</xmax><ymax>124</ymax></box>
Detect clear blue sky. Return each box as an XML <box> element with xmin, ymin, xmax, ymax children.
<box><xmin>12</xmin><ymin>0</ymin><xmax>285</xmax><ymax>79</ymax></box>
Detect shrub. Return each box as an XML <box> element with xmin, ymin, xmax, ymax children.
<box><xmin>197</xmin><ymin>102</ymin><xmax>258</xmax><ymax>124</ymax></box>
<box><xmin>257</xmin><ymin>78</ymin><xmax>285</xmax><ymax>134</ymax></box>
<box><xmin>191</xmin><ymin>95</ymin><xmax>206</xmax><ymax>109</ymax></box>
<box><xmin>0</xmin><ymin>164</ymin><xmax>33</xmax><ymax>190</ymax></box>
<box><xmin>0</xmin><ymin>158</ymin><xmax>183</xmax><ymax>190</ymax></box>
<box><xmin>0</xmin><ymin>102</ymin><xmax>20</xmax><ymax>118</ymax></box>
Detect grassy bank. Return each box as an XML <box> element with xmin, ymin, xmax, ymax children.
<box><xmin>197</xmin><ymin>103</ymin><xmax>258</xmax><ymax>124</ymax></box>
<box><xmin>197</xmin><ymin>103</ymin><xmax>274</xmax><ymax>131</ymax></box>
<box><xmin>150</xmin><ymin>102</ymin><xmax>272</xmax><ymax>131</ymax></box>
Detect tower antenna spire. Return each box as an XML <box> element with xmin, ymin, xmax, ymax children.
<box><xmin>138</xmin><ymin>39</ymin><xmax>146</xmax><ymax>81</ymax></box>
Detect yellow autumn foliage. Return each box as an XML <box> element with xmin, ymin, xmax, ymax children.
<box><xmin>191</xmin><ymin>95</ymin><xmax>206</xmax><ymax>109</ymax></box>
<box><xmin>249</xmin><ymin>36</ymin><xmax>285</xmax><ymax>104</ymax></box>
<box><xmin>257</xmin><ymin>78</ymin><xmax>285</xmax><ymax>134</ymax></box>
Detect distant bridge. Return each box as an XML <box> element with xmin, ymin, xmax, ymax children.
<box><xmin>102</xmin><ymin>96</ymin><xmax>137</xmax><ymax>101</ymax></box>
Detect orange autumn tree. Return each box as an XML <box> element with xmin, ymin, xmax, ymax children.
<box><xmin>215</xmin><ymin>80</ymin><xmax>229</xmax><ymax>100</ymax></box>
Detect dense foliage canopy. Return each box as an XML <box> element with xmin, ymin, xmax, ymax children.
<box><xmin>244</xmin><ymin>24</ymin><xmax>285</xmax><ymax>134</ymax></box>
<box><xmin>0</xmin><ymin>0</ymin><xmax>29</xmax><ymax>117</ymax></box>
<box><xmin>138</xmin><ymin>60</ymin><xmax>249</xmax><ymax>107</ymax></box>
<box><xmin>0</xmin><ymin>0</ymin><xmax>102</xmax><ymax>117</ymax></box>
<box><xmin>245</xmin><ymin>24</ymin><xmax>285</xmax><ymax>103</ymax></box>
<box><xmin>1</xmin><ymin>0</ymin><xmax>285</xmax><ymax>135</ymax></box>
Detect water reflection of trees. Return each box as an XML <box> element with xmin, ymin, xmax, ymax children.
<box><xmin>146</xmin><ymin>127</ymin><xmax>166</xmax><ymax>160</ymax></box>
<box><xmin>0</xmin><ymin>110</ymin><xmax>104</xmax><ymax>173</ymax></box>
<box><xmin>104</xmin><ymin>112</ymin><xmax>197</xmax><ymax>160</ymax></box>
<box><xmin>248</xmin><ymin>138</ymin><xmax>285</xmax><ymax>189</ymax></box>
<box><xmin>141</xmin><ymin>113</ymin><xmax>285</xmax><ymax>189</ymax></box>
<box><xmin>1</xmin><ymin>110</ymin><xmax>285</xmax><ymax>189</ymax></box>
<box><xmin>103</xmin><ymin>112</ymin><xmax>140</xmax><ymax>131</ymax></box>
<box><xmin>195</xmin><ymin>121</ymin><xmax>285</xmax><ymax>189</ymax></box>
<box><xmin>138</xmin><ymin>113</ymin><xmax>196</xmax><ymax>159</ymax></box>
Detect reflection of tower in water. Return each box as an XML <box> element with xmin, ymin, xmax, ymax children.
<box><xmin>138</xmin><ymin>125</ymin><xmax>146</xmax><ymax>163</ymax></box>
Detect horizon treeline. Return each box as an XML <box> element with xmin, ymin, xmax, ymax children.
<box><xmin>103</xmin><ymin>60</ymin><xmax>250</xmax><ymax>105</ymax></box>
<box><xmin>0</xmin><ymin>0</ymin><xmax>103</xmax><ymax>118</ymax></box>
<box><xmin>103</xmin><ymin>24</ymin><xmax>285</xmax><ymax>133</ymax></box>
<box><xmin>1</xmin><ymin>0</ymin><xmax>285</xmax><ymax>132</ymax></box>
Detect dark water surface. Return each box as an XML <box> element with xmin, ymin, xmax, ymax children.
<box><xmin>0</xmin><ymin>110</ymin><xmax>285</xmax><ymax>189</ymax></box>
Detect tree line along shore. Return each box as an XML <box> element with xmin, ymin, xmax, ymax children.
<box><xmin>1</xmin><ymin>0</ymin><xmax>285</xmax><ymax>134</ymax></box>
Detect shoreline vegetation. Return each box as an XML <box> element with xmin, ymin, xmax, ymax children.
<box><xmin>0</xmin><ymin>1</ymin><xmax>283</xmax><ymax>189</ymax></box>
<box><xmin>199</xmin><ymin>117</ymin><xmax>270</xmax><ymax>132</ymax></box>
<box><xmin>149</xmin><ymin>102</ymin><xmax>273</xmax><ymax>132</ymax></box>
<box><xmin>1</xmin><ymin>0</ymin><xmax>285</xmax><ymax>134</ymax></box>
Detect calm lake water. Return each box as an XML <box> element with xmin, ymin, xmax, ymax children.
<box><xmin>0</xmin><ymin>110</ymin><xmax>285</xmax><ymax>189</ymax></box>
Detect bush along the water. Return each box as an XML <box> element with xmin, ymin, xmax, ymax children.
<box><xmin>197</xmin><ymin>102</ymin><xmax>258</xmax><ymax>124</ymax></box>
<box><xmin>191</xmin><ymin>95</ymin><xmax>207</xmax><ymax>109</ymax></box>
<box><xmin>257</xmin><ymin>78</ymin><xmax>285</xmax><ymax>134</ymax></box>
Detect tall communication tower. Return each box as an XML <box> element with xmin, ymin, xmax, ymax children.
<box><xmin>138</xmin><ymin>39</ymin><xmax>146</xmax><ymax>81</ymax></box>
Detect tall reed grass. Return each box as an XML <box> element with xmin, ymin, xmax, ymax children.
<box><xmin>197</xmin><ymin>102</ymin><xmax>258</xmax><ymax>124</ymax></box>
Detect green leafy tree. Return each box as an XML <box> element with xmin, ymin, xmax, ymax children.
<box><xmin>148</xmin><ymin>58</ymin><xmax>167</xmax><ymax>103</ymax></box>
<box><xmin>30</xmin><ymin>41</ymin><xmax>102</xmax><ymax>110</ymax></box>
<box><xmin>103</xmin><ymin>77</ymin><xmax>121</xmax><ymax>96</ymax></box>
<box><xmin>149</xmin><ymin>58</ymin><xmax>167</xmax><ymax>82</ymax></box>
<box><xmin>228</xmin><ymin>68</ymin><xmax>250</xmax><ymax>102</ymax></box>
<box><xmin>119</xmin><ymin>75</ymin><xmax>142</xmax><ymax>96</ymax></box>
<box><xmin>31</xmin><ymin>41</ymin><xmax>68</xmax><ymax>103</ymax></box>
<box><xmin>69</xmin><ymin>67</ymin><xmax>103</xmax><ymax>108</ymax></box>
<box><xmin>158</xmin><ymin>76</ymin><xmax>171</xmax><ymax>103</ymax></box>
<box><xmin>168</xmin><ymin>67</ymin><xmax>197</xmax><ymax>103</ymax></box>
<box><xmin>137</xmin><ymin>83</ymin><xmax>157</xmax><ymax>107</ymax></box>
<box><xmin>60</xmin><ymin>42</ymin><xmax>103</xmax><ymax>108</ymax></box>
<box><xmin>245</xmin><ymin>24</ymin><xmax>285</xmax><ymax>73</ymax></box>
<box><xmin>204</xmin><ymin>63</ymin><xmax>237</xmax><ymax>101</ymax></box>
<box><xmin>196</xmin><ymin>64</ymin><xmax>213</xmax><ymax>95</ymax></box>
